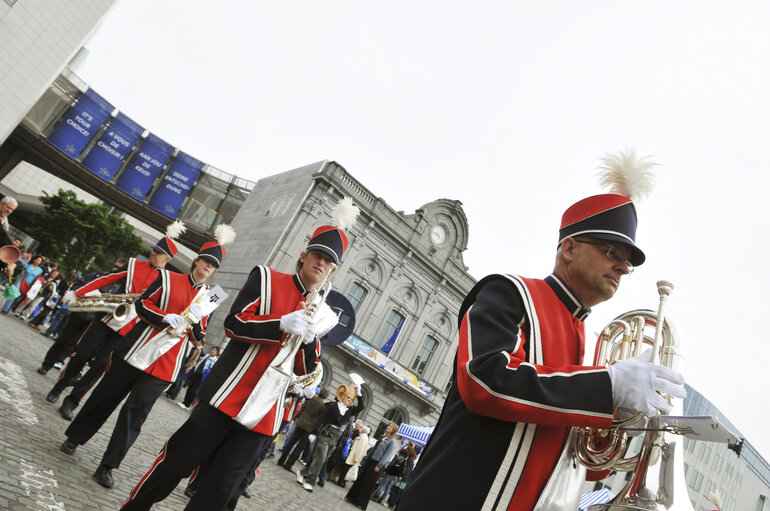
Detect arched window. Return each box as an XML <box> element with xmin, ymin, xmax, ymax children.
<box><xmin>374</xmin><ymin>406</ymin><xmax>409</xmax><ymax>439</ymax></box>
<box><xmin>374</xmin><ymin>310</ymin><xmax>405</xmax><ymax>353</ymax></box>
<box><xmin>412</xmin><ymin>335</ymin><xmax>439</xmax><ymax>375</ymax></box>
<box><xmin>345</xmin><ymin>281</ymin><xmax>368</xmax><ymax>312</ymax></box>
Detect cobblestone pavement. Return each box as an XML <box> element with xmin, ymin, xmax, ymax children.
<box><xmin>0</xmin><ymin>313</ymin><xmax>368</xmax><ymax>511</ymax></box>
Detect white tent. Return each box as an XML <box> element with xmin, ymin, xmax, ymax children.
<box><xmin>397</xmin><ymin>423</ymin><xmax>433</xmax><ymax>447</ymax></box>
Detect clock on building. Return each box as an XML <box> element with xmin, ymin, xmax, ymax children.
<box><xmin>430</xmin><ymin>224</ymin><xmax>447</xmax><ymax>245</ymax></box>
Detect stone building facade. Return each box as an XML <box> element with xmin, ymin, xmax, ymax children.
<box><xmin>204</xmin><ymin>160</ymin><xmax>476</xmax><ymax>431</ymax></box>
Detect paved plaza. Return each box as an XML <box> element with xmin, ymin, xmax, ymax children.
<box><xmin>0</xmin><ymin>313</ymin><xmax>366</xmax><ymax>511</ymax></box>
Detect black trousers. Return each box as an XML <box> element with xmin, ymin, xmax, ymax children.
<box><xmin>40</xmin><ymin>314</ymin><xmax>90</xmax><ymax>370</ymax></box>
<box><xmin>51</xmin><ymin>321</ymin><xmax>121</xmax><ymax>404</ymax></box>
<box><xmin>65</xmin><ymin>357</ymin><xmax>169</xmax><ymax>469</ymax></box>
<box><xmin>121</xmin><ymin>404</ymin><xmax>273</xmax><ymax>511</ymax></box>
<box><xmin>277</xmin><ymin>427</ymin><xmax>311</xmax><ymax>469</ymax></box>
<box><xmin>182</xmin><ymin>371</ymin><xmax>204</xmax><ymax>407</ymax></box>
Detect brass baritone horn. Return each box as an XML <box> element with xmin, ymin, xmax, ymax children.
<box><xmin>573</xmin><ymin>280</ymin><xmax>693</xmax><ymax>511</ymax></box>
<box><xmin>68</xmin><ymin>293</ymin><xmax>141</xmax><ymax>322</ymax></box>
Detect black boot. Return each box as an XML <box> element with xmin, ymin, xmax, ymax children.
<box><xmin>46</xmin><ymin>388</ymin><xmax>60</xmax><ymax>403</ymax></box>
<box><xmin>60</xmin><ymin>438</ymin><xmax>78</xmax><ymax>455</ymax></box>
<box><xmin>59</xmin><ymin>400</ymin><xmax>75</xmax><ymax>420</ymax></box>
<box><xmin>93</xmin><ymin>464</ymin><xmax>114</xmax><ymax>488</ymax></box>
<box><xmin>37</xmin><ymin>365</ymin><xmax>50</xmax><ymax>375</ymax></box>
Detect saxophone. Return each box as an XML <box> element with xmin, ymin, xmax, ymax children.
<box><xmin>68</xmin><ymin>293</ymin><xmax>142</xmax><ymax>322</ymax></box>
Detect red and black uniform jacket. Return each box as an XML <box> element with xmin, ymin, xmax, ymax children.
<box><xmin>115</xmin><ymin>271</ymin><xmax>208</xmax><ymax>383</ymax></box>
<box><xmin>198</xmin><ymin>265</ymin><xmax>320</xmax><ymax>436</ymax></box>
<box><xmin>399</xmin><ymin>274</ymin><xmax>615</xmax><ymax>511</ymax></box>
<box><xmin>74</xmin><ymin>258</ymin><xmax>162</xmax><ymax>335</ymax></box>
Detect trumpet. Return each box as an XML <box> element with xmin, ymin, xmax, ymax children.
<box><xmin>68</xmin><ymin>293</ymin><xmax>141</xmax><ymax>322</ymax></box>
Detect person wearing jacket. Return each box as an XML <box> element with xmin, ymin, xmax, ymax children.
<box><xmin>120</xmin><ymin>200</ymin><xmax>358</xmax><ymax>511</ymax></box>
<box><xmin>278</xmin><ymin>386</ymin><xmax>330</xmax><ymax>472</ymax></box>
<box><xmin>58</xmin><ymin>236</ymin><xmax>228</xmax><ymax>490</ymax></box>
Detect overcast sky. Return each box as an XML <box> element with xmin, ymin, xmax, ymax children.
<box><xmin>77</xmin><ymin>1</ymin><xmax>770</xmax><ymax>461</ymax></box>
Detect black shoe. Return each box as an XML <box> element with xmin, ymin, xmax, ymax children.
<box><xmin>184</xmin><ymin>485</ymin><xmax>195</xmax><ymax>499</ymax></box>
<box><xmin>241</xmin><ymin>487</ymin><xmax>252</xmax><ymax>499</ymax></box>
<box><xmin>46</xmin><ymin>390</ymin><xmax>60</xmax><ymax>403</ymax></box>
<box><xmin>60</xmin><ymin>439</ymin><xmax>78</xmax><ymax>455</ymax></box>
<box><xmin>37</xmin><ymin>366</ymin><xmax>50</xmax><ymax>375</ymax></box>
<box><xmin>317</xmin><ymin>481</ymin><xmax>325</xmax><ymax>487</ymax></box>
<box><xmin>93</xmin><ymin>464</ymin><xmax>114</xmax><ymax>488</ymax></box>
<box><xmin>59</xmin><ymin>402</ymin><xmax>75</xmax><ymax>420</ymax></box>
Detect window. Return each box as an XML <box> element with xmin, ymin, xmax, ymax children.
<box><xmin>345</xmin><ymin>282</ymin><xmax>368</xmax><ymax>312</ymax></box>
<box><xmin>412</xmin><ymin>335</ymin><xmax>439</xmax><ymax>375</ymax></box>
<box><xmin>375</xmin><ymin>310</ymin><xmax>405</xmax><ymax>352</ymax></box>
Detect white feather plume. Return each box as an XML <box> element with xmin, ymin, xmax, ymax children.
<box><xmin>165</xmin><ymin>220</ymin><xmax>186</xmax><ymax>240</ymax></box>
<box><xmin>708</xmin><ymin>491</ymin><xmax>722</xmax><ymax>508</ymax></box>
<box><xmin>597</xmin><ymin>147</ymin><xmax>657</xmax><ymax>201</ymax></box>
<box><xmin>214</xmin><ymin>223</ymin><xmax>236</xmax><ymax>245</ymax></box>
<box><xmin>330</xmin><ymin>197</ymin><xmax>360</xmax><ymax>230</ymax></box>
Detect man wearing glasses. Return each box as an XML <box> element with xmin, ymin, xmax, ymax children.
<box><xmin>399</xmin><ymin>152</ymin><xmax>686</xmax><ymax>511</ymax></box>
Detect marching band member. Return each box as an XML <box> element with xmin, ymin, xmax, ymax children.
<box><xmin>120</xmin><ymin>197</ymin><xmax>359</xmax><ymax>511</ymax></box>
<box><xmin>58</xmin><ymin>225</ymin><xmax>234</xmax><ymax>490</ymax></box>
<box><xmin>46</xmin><ymin>222</ymin><xmax>186</xmax><ymax>419</ymax></box>
<box><xmin>398</xmin><ymin>150</ymin><xmax>687</xmax><ymax>510</ymax></box>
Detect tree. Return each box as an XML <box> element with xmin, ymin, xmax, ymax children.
<box><xmin>28</xmin><ymin>189</ymin><xmax>144</xmax><ymax>273</ymax></box>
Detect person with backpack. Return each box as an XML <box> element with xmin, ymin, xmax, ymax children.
<box><xmin>372</xmin><ymin>445</ymin><xmax>411</xmax><ymax>504</ymax></box>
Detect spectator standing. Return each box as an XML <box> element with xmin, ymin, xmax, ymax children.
<box><xmin>337</xmin><ymin>425</ymin><xmax>369</xmax><ymax>488</ymax></box>
<box><xmin>372</xmin><ymin>445</ymin><xmax>415</xmax><ymax>504</ymax></box>
<box><xmin>2</xmin><ymin>255</ymin><xmax>43</xmax><ymax>313</ymax></box>
<box><xmin>386</xmin><ymin>445</ymin><xmax>417</xmax><ymax>509</ymax></box>
<box><xmin>345</xmin><ymin>422</ymin><xmax>399</xmax><ymax>510</ymax></box>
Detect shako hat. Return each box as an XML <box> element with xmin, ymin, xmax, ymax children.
<box><xmin>198</xmin><ymin>223</ymin><xmax>236</xmax><ymax>267</ymax></box>
<box><xmin>151</xmin><ymin>221</ymin><xmax>186</xmax><ymax>258</ymax></box>
<box><xmin>558</xmin><ymin>148</ymin><xmax>656</xmax><ymax>267</ymax></box>
<box><xmin>306</xmin><ymin>197</ymin><xmax>360</xmax><ymax>265</ymax></box>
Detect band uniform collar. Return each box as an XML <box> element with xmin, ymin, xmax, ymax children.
<box><xmin>188</xmin><ymin>273</ymin><xmax>206</xmax><ymax>289</ymax></box>
<box><xmin>293</xmin><ymin>273</ymin><xmax>310</xmax><ymax>297</ymax></box>
<box><xmin>545</xmin><ymin>274</ymin><xmax>591</xmax><ymax>321</ymax></box>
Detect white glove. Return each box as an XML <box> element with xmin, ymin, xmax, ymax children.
<box><xmin>301</xmin><ymin>321</ymin><xmax>319</xmax><ymax>345</ymax></box>
<box><xmin>290</xmin><ymin>383</ymin><xmax>303</xmax><ymax>395</ymax></box>
<box><xmin>62</xmin><ymin>290</ymin><xmax>78</xmax><ymax>305</ymax></box>
<box><xmin>355</xmin><ymin>384</ymin><xmax>362</xmax><ymax>397</ymax></box>
<box><xmin>162</xmin><ymin>314</ymin><xmax>185</xmax><ymax>330</ymax></box>
<box><xmin>188</xmin><ymin>303</ymin><xmax>203</xmax><ymax>323</ymax></box>
<box><xmin>303</xmin><ymin>386</ymin><xmax>316</xmax><ymax>400</ymax></box>
<box><xmin>308</xmin><ymin>434</ymin><xmax>317</xmax><ymax>444</ymax></box>
<box><xmin>279</xmin><ymin>310</ymin><xmax>312</xmax><ymax>336</ymax></box>
<box><xmin>84</xmin><ymin>289</ymin><xmax>102</xmax><ymax>297</ymax></box>
<box><xmin>607</xmin><ymin>349</ymin><xmax>686</xmax><ymax>417</ymax></box>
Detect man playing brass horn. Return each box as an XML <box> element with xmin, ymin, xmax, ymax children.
<box><xmin>399</xmin><ymin>150</ymin><xmax>687</xmax><ymax>511</ymax></box>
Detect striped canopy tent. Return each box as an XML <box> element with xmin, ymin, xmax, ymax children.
<box><xmin>397</xmin><ymin>423</ymin><xmax>434</xmax><ymax>447</ymax></box>
<box><xmin>578</xmin><ymin>488</ymin><xmax>615</xmax><ymax>511</ymax></box>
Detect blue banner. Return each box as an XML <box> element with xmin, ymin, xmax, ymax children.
<box><xmin>47</xmin><ymin>89</ymin><xmax>113</xmax><ymax>158</ymax></box>
<box><xmin>115</xmin><ymin>134</ymin><xmax>174</xmax><ymax>201</ymax></box>
<box><xmin>81</xmin><ymin>112</ymin><xmax>144</xmax><ymax>181</ymax></box>
<box><xmin>148</xmin><ymin>151</ymin><xmax>204</xmax><ymax>218</ymax></box>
